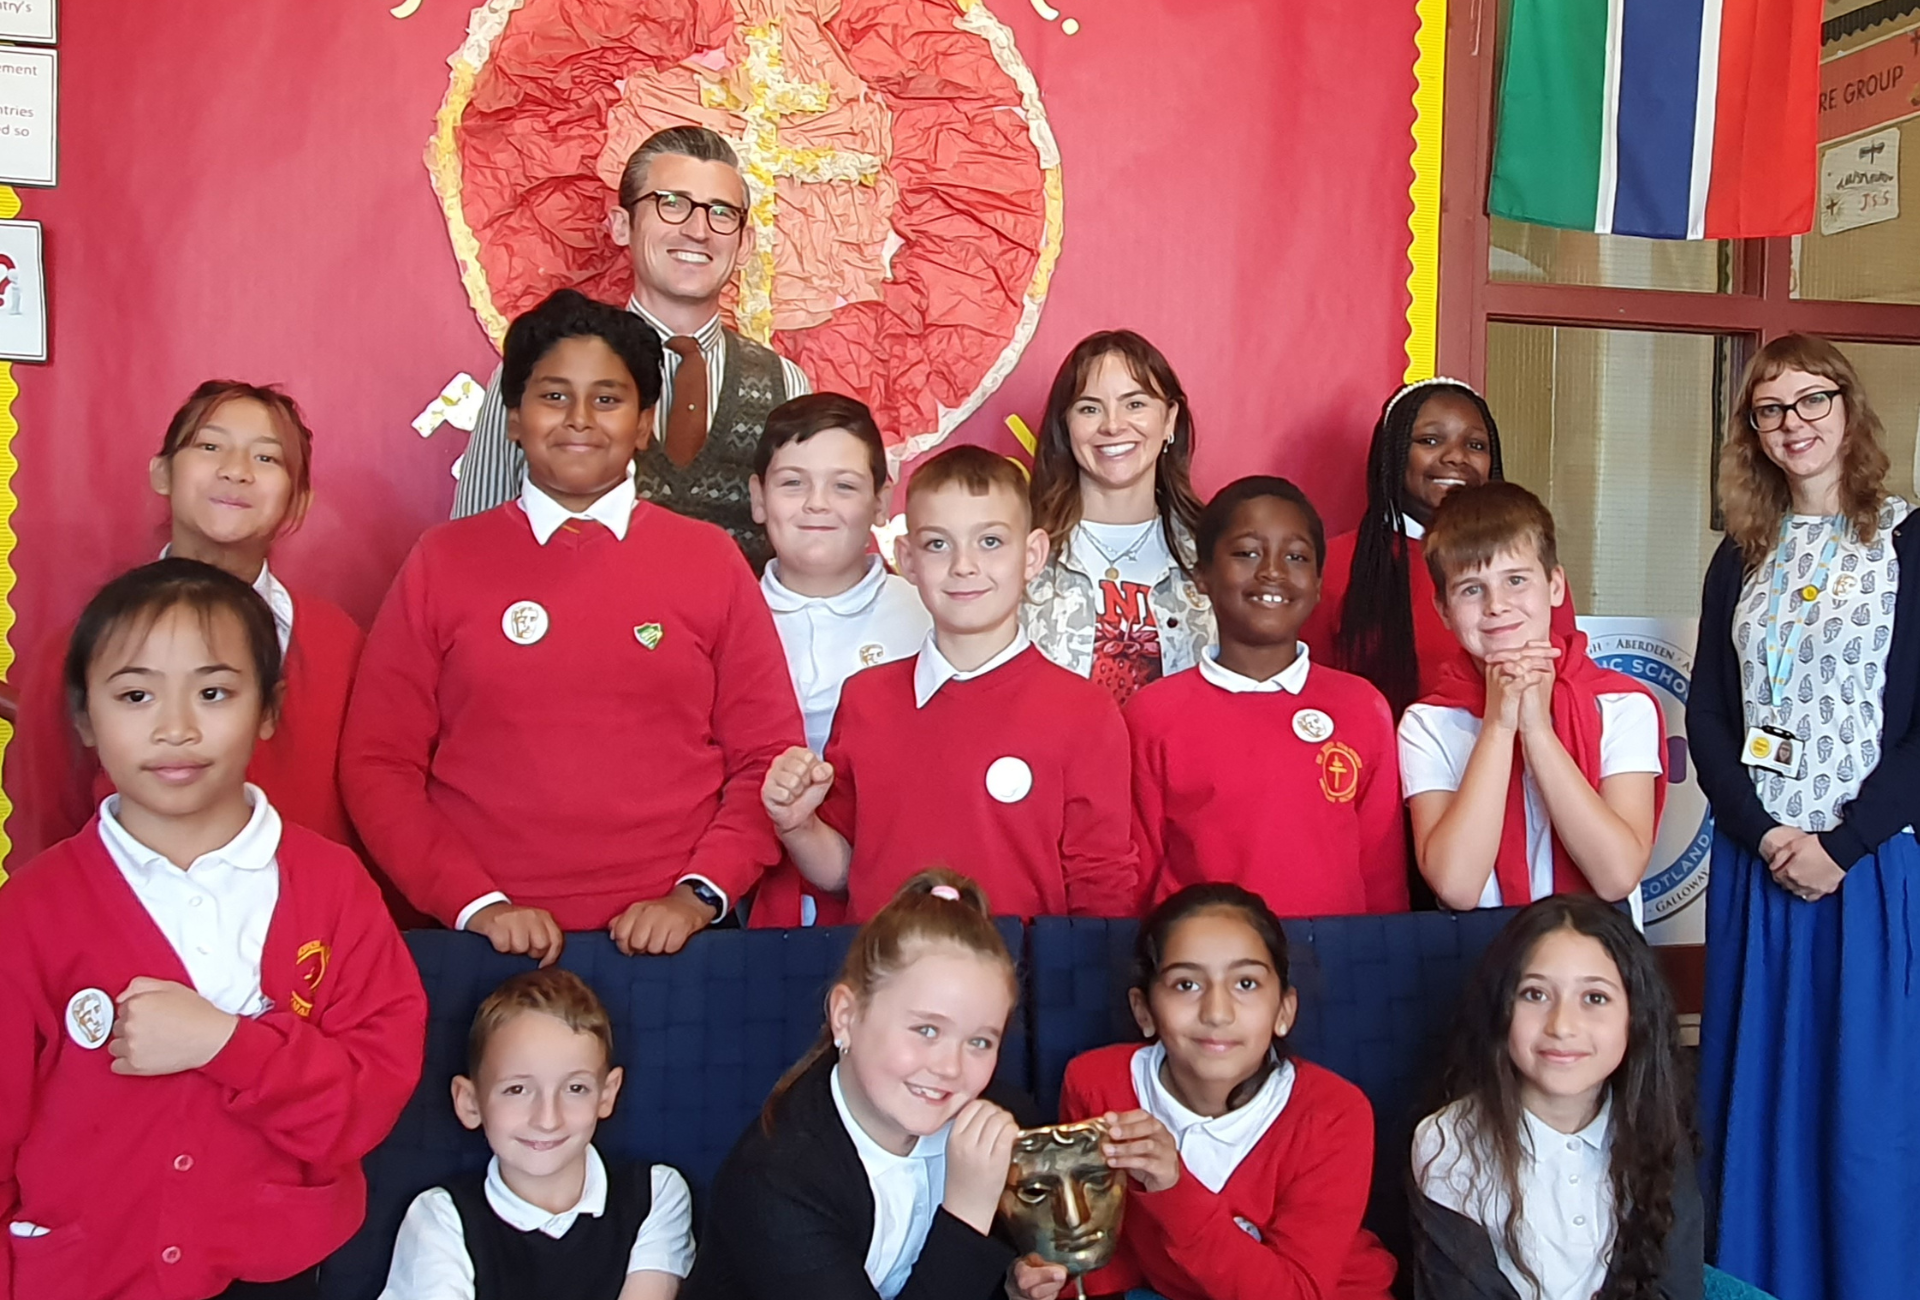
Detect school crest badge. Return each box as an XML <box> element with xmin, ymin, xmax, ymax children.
<box><xmin>289</xmin><ymin>940</ymin><xmax>331</xmax><ymax>1019</ymax></box>
<box><xmin>634</xmin><ymin>623</ymin><xmax>664</xmax><ymax>650</ymax></box>
<box><xmin>1316</xmin><ymin>741</ymin><xmax>1362</xmax><ymax>804</ymax></box>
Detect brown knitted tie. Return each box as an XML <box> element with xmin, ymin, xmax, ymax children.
<box><xmin>662</xmin><ymin>335</ymin><xmax>709</xmax><ymax>467</ymax></box>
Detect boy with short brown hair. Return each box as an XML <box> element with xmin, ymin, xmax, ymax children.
<box><xmin>761</xmin><ymin>445</ymin><xmax>1137</xmax><ymax>921</ymax></box>
<box><xmin>1399</xmin><ymin>483</ymin><xmax>1665</xmax><ymax>919</ymax></box>
<box><xmin>379</xmin><ymin>968</ymin><xmax>693</xmax><ymax>1300</ymax></box>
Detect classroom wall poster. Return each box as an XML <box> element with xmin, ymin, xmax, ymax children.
<box><xmin>0</xmin><ymin>0</ymin><xmax>56</xmax><ymax>45</ymax></box>
<box><xmin>0</xmin><ymin>217</ymin><xmax>46</xmax><ymax>361</ymax></box>
<box><xmin>1579</xmin><ymin>616</ymin><xmax>1711</xmax><ymax>946</ymax></box>
<box><xmin>0</xmin><ymin>45</ymin><xmax>53</xmax><ymax>186</ymax></box>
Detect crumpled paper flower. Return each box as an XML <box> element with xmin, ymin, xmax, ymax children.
<box><xmin>428</xmin><ymin>0</ymin><xmax>1061</xmax><ymax>465</ymax></box>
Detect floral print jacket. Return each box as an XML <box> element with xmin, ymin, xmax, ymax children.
<box><xmin>1021</xmin><ymin>520</ymin><xmax>1216</xmax><ymax>681</ymax></box>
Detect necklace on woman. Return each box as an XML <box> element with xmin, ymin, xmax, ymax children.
<box><xmin>1079</xmin><ymin>519</ymin><xmax>1160</xmax><ymax>581</ymax></box>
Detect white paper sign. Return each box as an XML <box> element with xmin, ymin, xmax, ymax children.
<box><xmin>0</xmin><ymin>0</ymin><xmax>56</xmax><ymax>44</ymax></box>
<box><xmin>1578</xmin><ymin>616</ymin><xmax>1710</xmax><ymax>947</ymax></box>
<box><xmin>0</xmin><ymin>219</ymin><xmax>47</xmax><ymax>362</ymax></box>
<box><xmin>1819</xmin><ymin>127</ymin><xmax>1900</xmax><ymax>235</ymax></box>
<box><xmin>0</xmin><ymin>47</ymin><xmax>54</xmax><ymax>186</ymax></box>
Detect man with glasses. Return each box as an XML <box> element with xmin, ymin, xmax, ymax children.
<box><xmin>452</xmin><ymin>126</ymin><xmax>810</xmax><ymax>571</ymax></box>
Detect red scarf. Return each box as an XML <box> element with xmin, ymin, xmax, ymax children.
<box><xmin>1419</xmin><ymin>626</ymin><xmax>1667</xmax><ymax>906</ymax></box>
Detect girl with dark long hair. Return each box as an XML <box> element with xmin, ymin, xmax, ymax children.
<box><xmin>1023</xmin><ymin>330</ymin><xmax>1214</xmax><ymax>705</ymax></box>
<box><xmin>1302</xmin><ymin>379</ymin><xmax>1500</xmax><ymax>717</ymax></box>
<box><xmin>1411</xmin><ymin>896</ymin><xmax>1701</xmax><ymax>1300</ymax></box>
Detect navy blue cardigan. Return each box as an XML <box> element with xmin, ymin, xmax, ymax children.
<box><xmin>1688</xmin><ymin>509</ymin><xmax>1920</xmax><ymax>866</ymax></box>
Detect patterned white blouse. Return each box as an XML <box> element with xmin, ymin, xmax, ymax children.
<box><xmin>1735</xmin><ymin>496</ymin><xmax>1912</xmax><ymax>831</ymax></box>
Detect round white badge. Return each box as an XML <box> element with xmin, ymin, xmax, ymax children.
<box><xmin>985</xmin><ymin>756</ymin><xmax>1034</xmax><ymax>804</ymax></box>
<box><xmin>501</xmin><ymin>600</ymin><xmax>549</xmax><ymax>646</ymax></box>
<box><xmin>1292</xmin><ymin>708</ymin><xmax>1335</xmax><ymax>743</ymax></box>
<box><xmin>65</xmin><ymin>988</ymin><xmax>113</xmax><ymax>1050</ymax></box>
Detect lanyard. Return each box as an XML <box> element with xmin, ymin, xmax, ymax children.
<box><xmin>1761</xmin><ymin>519</ymin><xmax>1842</xmax><ymax>713</ymax></box>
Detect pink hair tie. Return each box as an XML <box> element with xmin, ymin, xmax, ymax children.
<box><xmin>930</xmin><ymin>885</ymin><xmax>962</xmax><ymax>901</ymax></box>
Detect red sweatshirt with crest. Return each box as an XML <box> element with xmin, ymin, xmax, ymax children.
<box><xmin>1061</xmin><ymin>1042</ymin><xmax>1397</xmax><ymax>1300</ymax></box>
<box><xmin>0</xmin><ymin>821</ymin><xmax>426</xmax><ymax>1300</ymax></box>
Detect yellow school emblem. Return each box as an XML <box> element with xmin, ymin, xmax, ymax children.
<box><xmin>1748</xmin><ymin>734</ymin><xmax>1773</xmax><ymax>761</ymax></box>
<box><xmin>634</xmin><ymin>623</ymin><xmax>664</xmax><ymax>650</ymax></box>
<box><xmin>290</xmin><ymin>940</ymin><xmax>332</xmax><ymax>1019</ymax></box>
<box><xmin>1317</xmin><ymin>741</ymin><xmax>1362</xmax><ymax>804</ymax></box>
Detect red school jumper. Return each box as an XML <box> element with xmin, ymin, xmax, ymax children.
<box><xmin>1060</xmin><ymin>1042</ymin><xmax>1397</xmax><ymax>1300</ymax></box>
<box><xmin>0</xmin><ymin>822</ymin><xmax>427</xmax><ymax>1300</ymax></box>
<box><xmin>5</xmin><ymin>589</ymin><xmax>364</xmax><ymax>863</ymax></box>
<box><xmin>819</xmin><ymin>646</ymin><xmax>1137</xmax><ymax>922</ymax></box>
<box><xmin>1126</xmin><ymin>661</ymin><xmax>1408</xmax><ymax>916</ymax></box>
<box><xmin>340</xmin><ymin>503</ymin><xmax>803</xmax><ymax>930</ymax></box>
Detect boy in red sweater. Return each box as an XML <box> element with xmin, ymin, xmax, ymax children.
<box><xmin>1013</xmin><ymin>884</ymin><xmax>1395</xmax><ymax>1300</ymax></box>
<box><xmin>342</xmin><ymin>290</ymin><xmax>802</xmax><ymax>960</ymax></box>
<box><xmin>0</xmin><ymin>559</ymin><xmax>425</xmax><ymax>1300</ymax></box>
<box><xmin>1399</xmin><ymin>483</ymin><xmax>1663</xmax><ymax>920</ymax></box>
<box><xmin>1127</xmin><ymin>477</ymin><xmax>1407</xmax><ymax>916</ymax></box>
<box><xmin>761</xmin><ymin>445</ymin><xmax>1136</xmax><ymax>921</ymax></box>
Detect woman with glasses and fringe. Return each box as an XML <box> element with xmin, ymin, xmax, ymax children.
<box><xmin>1689</xmin><ymin>333</ymin><xmax>1920</xmax><ymax>1300</ymax></box>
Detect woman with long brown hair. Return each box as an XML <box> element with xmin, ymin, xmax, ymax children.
<box><xmin>1023</xmin><ymin>330</ymin><xmax>1213</xmax><ymax>705</ymax></box>
<box><xmin>1688</xmin><ymin>334</ymin><xmax>1919</xmax><ymax>1300</ymax></box>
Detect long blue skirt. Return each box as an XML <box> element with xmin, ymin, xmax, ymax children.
<box><xmin>1698</xmin><ymin>830</ymin><xmax>1920</xmax><ymax>1300</ymax></box>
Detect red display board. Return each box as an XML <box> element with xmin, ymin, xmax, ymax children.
<box><xmin>5</xmin><ymin>0</ymin><xmax>1424</xmax><ymax>693</ymax></box>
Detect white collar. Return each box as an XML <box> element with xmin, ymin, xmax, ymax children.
<box><xmin>1131</xmin><ymin>1042</ymin><xmax>1294</xmax><ymax>1194</ymax></box>
<box><xmin>628</xmin><ymin>298</ymin><xmax>722</xmax><ymax>349</ymax></box>
<box><xmin>1401</xmin><ymin>514</ymin><xmax>1427</xmax><ymax>541</ymax></box>
<box><xmin>762</xmin><ymin>555</ymin><xmax>890</xmax><ymax>617</ymax></box>
<box><xmin>912</xmin><ymin>630</ymin><xmax>1030</xmax><ymax>708</ymax></box>
<box><xmin>1521</xmin><ymin>1095</ymin><xmax>1613</xmax><ymax>1157</ymax></box>
<box><xmin>830</xmin><ymin>1063</ymin><xmax>948</xmax><ymax>1172</ymax></box>
<box><xmin>482</xmin><ymin>1144</ymin><xmax>610</xmax><ymax>1238</ymax></box>
<box><xmin>99</xmin><ymin>782</ymin><xmax>282</xmax><ymax>877</ymax></box>
<box><xmin>1196</xmin><ymin>643</ymin><xmax>1313</xmax><ymax>695</ymax></box>
<box><xmin>518</xmin><ymin>475</ymin><xmax>637</xmax><ymax>545</ymax></box>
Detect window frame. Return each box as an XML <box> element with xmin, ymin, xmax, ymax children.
<box><xmin>1435</xmin><ymin>1</ymin><xmax>1920</xmax><ymax>387</ymax></box>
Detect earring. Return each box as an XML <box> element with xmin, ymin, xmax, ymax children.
<box><xmin>1161</xmin><ymin>436</ymin><xmax>1173</xmax><ymax>456</ymax></box>
<box><xmin>835</xmin><ymin>1040</ymin><xmax>848</xmax><ymax>1055</ymax></box>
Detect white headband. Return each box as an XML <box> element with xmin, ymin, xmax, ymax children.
<box><xmin>1383</xmin><ymin>375</ymin><xmax>1478</xmax><ymax>423</ymax></box>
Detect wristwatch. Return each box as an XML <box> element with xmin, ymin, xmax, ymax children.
<box><xmin>681</xmin><ymin>878</ymin><xmax>726</xmax><ymax>920</ymax></box>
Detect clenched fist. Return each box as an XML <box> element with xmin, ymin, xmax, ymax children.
<box><xmin>762</xmin><ymin>745</ymin><xmax>835</xmax><ymax>834</ymax></box>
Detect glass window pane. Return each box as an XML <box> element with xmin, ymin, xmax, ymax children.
<box><xmin>1486</xmin><ymin>324</ymin><xmax>1732</xmax><ymax>617</ymax></box>
<box><xmin>1490</xmin><ymin>217</ymin><xmax>1734</xmax><ymax>293</ymax></box>
<box><xmin>1796</xmin><ymin>14</ymin><xmax>1920</xmax><ymax>303</ymax></box>
<box><xmin>1832</xmin><ymin>341</ymin><xmax>1920</xmax><ymax>503</ymax></box>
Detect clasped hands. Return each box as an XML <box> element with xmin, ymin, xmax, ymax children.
<box><xmin>1483</xmin><ymin>639</ymin><xmax>1562</xmax><ymax>734</ymax></box>
<box><xmin>1762</xmin><ymin>824</ymin><xmax>1844</xmax><ymax>902</ymax></box>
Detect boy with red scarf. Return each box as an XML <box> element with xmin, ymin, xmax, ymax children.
<box><xmin>1398</xmin><ymin>484</ymin><xmax>1665</xmax><ymax>922</ymax></box>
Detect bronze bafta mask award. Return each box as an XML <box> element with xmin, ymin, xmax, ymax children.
<box><xmin>998</xmin><ymin>1119</ymin><xmax>1126</xmax><ymax>1292</ymax></box>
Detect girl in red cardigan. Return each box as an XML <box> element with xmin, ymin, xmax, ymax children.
<box><xmin>6</xmin><ymin>381</ymin><xmax>366</xmax><ymax>865</ymax></box>
<box><xmin>0</xmin><ymin>559</ymin><xmax>425</xmax><ymax>1300</ymax></box>
<box><xmin>1014</xmin><ymin>884</ymin><xmax>1397</xmax><ymax>1300</ymax></box>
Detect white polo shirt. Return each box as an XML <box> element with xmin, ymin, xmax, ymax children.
<box><xmin>1414</xmin><ymin>1097</ymin><xmax>1617</xmax><ymax>1300</ymax></box>
<box><xmin>1397</xmin><ymin>695</ymin><xmax>1661</xmax><ymax>924</ymax></box>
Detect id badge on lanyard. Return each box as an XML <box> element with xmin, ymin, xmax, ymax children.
<box><xmin>1744</xmin><ymin>520</ymin><xmax>1840</xmax><ymax>777</ymax></box>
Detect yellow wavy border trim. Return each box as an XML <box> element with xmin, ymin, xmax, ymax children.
<box><xmin>0</xmin><ymin>184</ymin><xmax>19</xmax><ymax>878</ymax></box>
<box><xmin>1403</xmin><ymin>0</ymin><xmax>1445</xmax><ymax>384</ymax></box>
